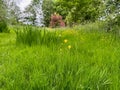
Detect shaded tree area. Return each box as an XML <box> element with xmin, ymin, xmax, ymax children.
<box><xmin>103</xmin><ymin>0</ymin><xmax>120</xmax><ymax>32</ymax></box>
<box><xmin>42</xmin><ymin>0</ymin><xmax>54</xmax><ymax>26</ymax></box>
<box><xmin>41</xmin><ymin>0</ymin><xmax>103</xmax><ymax>26</ymax></box>
<box><xmin>0</xmin><ymin>0</ymin><xmax>119</xmax><ymax>31</ymax></box>
<box><xmin>0</xmin><ymin>0</ymin><xmax>6</xmax><ymax>20</ymax></box>
<box><xmin>0</xmin><ymin>0</ymin><xmax>8</xmax><ymax>32</ymax></box>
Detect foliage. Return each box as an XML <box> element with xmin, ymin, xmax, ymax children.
<box><xmin>24</xmin><ymin>5</ymin><xmax>37</xmax><ymax>25</ymax></box>
<box><xmin>0</xmin><ymin>0</ymin><xmax>6</xmax><ymax>19</ymax></box>
<box><xmin>0</xmin><ymin>20</ymin><xmax>9</xmax><ymax>33</ymax></box>
<box><xmin>103</xmin><ymin>0</ymin><xmax>120</xmax><ymax>32</ymax></box>
<box><xmin>0</xmin><ymin>24</ymin><xmax>120</xmax><ymax>89</ymax></box>
<box><xmin>53</xmin><ymin>0</ymin><xmax>102</xmax><ymax>26</ymax></box>
<box><xmin>23</xmin><ymin>0</ymin><xmax>44</xmax><ymax>26</ymax></box>
<box><xmin>0</xmin><ymin>0</ymin><xmax>9</xmax><ymax>32</ymax></box>
<box><xmin>16</xmin><ymin>26</ymin><xmax>62</xmax><ymax>46</ymax></box>
<box><xmin>105</xmin><ymin>15</ymin><xmax>120</xmax><ymax>33</ymax></box>
<box><xmin>42</xmin><ymin>0</ymin><xmax>54</xmax><ymax>26</ymax></box>
<box><xmin>50</xmin><ymin>13</ymin><xmax>65</xmax><ymax>28</ymax></box>
<box><xmin>3</xmin><ymin>0</ymin><xmax>21</xmax><ymax>25</ymax></box>
<box><xmin>42</xmin><ymin>0</ymin><xmax>103</xmax><ymax>26</ymax></box>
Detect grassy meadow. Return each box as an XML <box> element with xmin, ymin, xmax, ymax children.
<box><xmin>0</xmin><ymin>23</ymin><xmax>120</xmax><ymax>90</ymax></box>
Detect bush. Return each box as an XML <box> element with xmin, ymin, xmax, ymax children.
<box><xmin>50</xmin><ymin>13</ymin><xmax>65</xmax><ymax>28</ymax></box>
<box><xmin>105</xmin><ymin>15</ymin><xmax>120</xmax><ymax>34</ymax></box>
<box><xmin>0</xmin><ymin>20</ymin><xmax>9</xmax><ymax>33</ymax></box>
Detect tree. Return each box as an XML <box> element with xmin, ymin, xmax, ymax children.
<box><xmin>53</xmin><ymin>0</ymin><xmax>102</xmax><ymax>26</ymax></box>
<box><xmin>24</xmin><ymin>0</ymin><xmax>44</xmax><ymax>26</ymax></box>
<box><xmin>0</xmin><ymin>0</ymin><xmax>8</xmax><ymax>32</ymax></box>
<box><xmin>0</xmin><ymin>0</ymin><xmax>6</xmax><ymax>20</ymax></box>
<box><xmin>3</xmin><ymin>0</ymin><xmax>21</xmax><ymax>25</ymax></box>
<box><xmin>103</xmin><ymin>0</ymin><xmax>120</xmax><ymax>31</ymax></box>
<box><xmin>23</xmin><ymin>4</ymin><xmax>37</xmax><ymax>25</ymax></box>
<box><xmin>42</xmin><ymin>0</ymin><xmax>54</xmax><ymax>26</ymax></box>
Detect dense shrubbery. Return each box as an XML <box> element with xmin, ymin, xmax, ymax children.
<box><xmin>42</xmin><ymin>0</ymin><xmax>54</xmax><ymax>27</ymax></box>
<box><xmin>50</xmin><ymin>13</ymin><xmax>65</xmax><ymax>28</ymax></box>
<box><xmin>106</xmin><ymin>16</ymin><xmax>120</xmax><ymax>32</ymax></box>
<box><xmin>0</xmin><ymin>20</ymin><xmax>9</xmax><ymax>33</ymax></box>
<box><xmin>103</xmin><ymin>0</ymin><xmax>120</xmax><ymax>33</ymax></box>
<box><xmin>0</xmin><ymin>0</ymin><xmax>9</xmax><ymax>33</ymax></box>
<box><xmin>42</xmin><ymin>0</ymin><xmax>102</xmax><ymax>26</ymax></box>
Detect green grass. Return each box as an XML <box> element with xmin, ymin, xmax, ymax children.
<box><xmin>0</xmin><ymin>23</ymin><xmax>120</xmax><ymax>90</ymax></box>
<box><xmin>15</xmin><ymin>26</ymin><xmax>62</xmax><ymax>46</ymax></box>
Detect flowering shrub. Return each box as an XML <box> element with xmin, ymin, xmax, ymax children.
<box><xmin>50</xmin><ymin>13</ymin><xmax>65</xmax><ymax>28</ymax></box>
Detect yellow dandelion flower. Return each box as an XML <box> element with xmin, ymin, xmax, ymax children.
<box><xmin>68</xmin><ymin>45</ymin><xmax>72</xmax><ymax>49</ymax></box>
<box><xmin>64</xmin><ymin>39</ymin><xmax>68</xmax><ymax>43</ymax></box>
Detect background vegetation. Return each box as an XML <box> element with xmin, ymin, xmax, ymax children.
<box><xmin>0</xmin><ymin>0</ymin><xmax>9</xmax><ymax>32</ymax></box>
<box><xmin>0</xmin><ymin>0</ymin><xmax>120</xmax><ymax>90</ymax></box>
